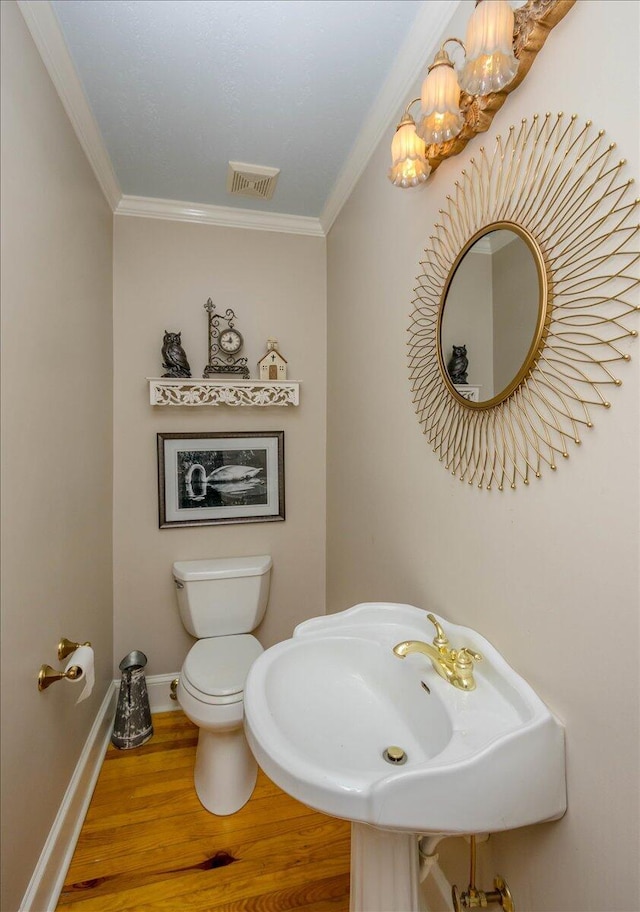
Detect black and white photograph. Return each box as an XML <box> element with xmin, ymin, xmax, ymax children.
<box><xmin>157</xmin><ymin>431</ymin><xmax>284</xmax><ymax>527</ymax></box>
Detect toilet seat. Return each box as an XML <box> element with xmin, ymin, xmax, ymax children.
<box><xmin>181</xmin><ymin>634</ymin><xmax>263</xmax><ymax>705</ymax></box>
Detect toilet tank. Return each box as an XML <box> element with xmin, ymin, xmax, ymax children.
<box><xmin>172</xmin><ymin>555</ymin><xmax>272</xmax><ymax>637</ymax></box>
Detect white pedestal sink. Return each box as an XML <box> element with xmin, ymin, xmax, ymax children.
<box><xmin>244</xmin><ymin>603</ymin><xmax>566</xmax><ymax>911</ymax></box>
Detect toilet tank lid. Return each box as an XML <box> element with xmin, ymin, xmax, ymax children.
<box><xmin>173</xmin><ymin>555</ymin><xmax>272</xmax><ymax>582</ymax></box>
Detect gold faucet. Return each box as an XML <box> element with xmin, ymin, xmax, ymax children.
<box><xmin>393</xmin><ymin>614</ymin><xmax>482</xmax><ymax>691</ymax></box>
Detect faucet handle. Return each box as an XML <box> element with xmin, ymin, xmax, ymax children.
<box><xmin>426</xmin><ymin>613</ymin><xmax>449</xmax><ymax>648</ymax></box>
<box><xmin>456</xmin><ymin>647</ymin><xmax>483</xmax><ymax>665</ymax></box>
<box><xmin>453</xmin><ymin>647</ymin><xmax>483</xmax><ymax>690</ymax></box>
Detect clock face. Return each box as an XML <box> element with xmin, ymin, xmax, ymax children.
<box><xmin>219</xmin><ymin>329</ymin><xmax>243</xmax><ymax>354</ymax></box>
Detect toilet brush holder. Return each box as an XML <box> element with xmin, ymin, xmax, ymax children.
<box><xmin>111</xmin><ymin>651</ymin><xmax>153</xmax><ymax>750</ymax></box>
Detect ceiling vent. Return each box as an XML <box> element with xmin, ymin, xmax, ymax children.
<box><xmin>226</xmin><ymin>162</ymin><xmax>280</xmax><ymax>201</ymax></box>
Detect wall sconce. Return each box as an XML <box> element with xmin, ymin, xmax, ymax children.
<box><xmin>388</xmin><ymin>0</ymin><xmax>575</xmax><ymax>188</ymax></box>
<box><xmin>417</xmin><ymin>39</ymin><xmax>467</xmax><ymax>147</ymax></box>
<box><xmin>459</xmin><ymin>0</ymin><xmax>518</xmax><ymax>96</ymax></box>
<box><xmin>388</xmin><ymin>108</ymin><xmax>430</xmax><ymax>188</ymax></box>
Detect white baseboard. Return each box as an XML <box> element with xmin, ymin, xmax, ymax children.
<box><xmin>20</xmin><ymin>672</ymin><xmax>182</xmax><ymax>911</ymax></box>
<box><xmin>20</xmin><ymin>682</ymin><xmax>118</xmax><ymax>912</ymax></box>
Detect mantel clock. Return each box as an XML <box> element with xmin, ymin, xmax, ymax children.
<box><xmin>203</xmin><ymin>298</ymin><xmax>250</xmax><ymax>379</ymax></box>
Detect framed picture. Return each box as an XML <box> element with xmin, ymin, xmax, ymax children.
<box><xmin>157</xmin><ymin>431</ymin><xmax>285</xmax><ymax>528</ymax></box>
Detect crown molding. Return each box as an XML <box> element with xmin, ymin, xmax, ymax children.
<box><xmin>17</xmin><ymin>0</ymin><xmax>122</xmax><ymax>211</ymax></box>
<box><xmin>473</xmin><ymin>231</ymin><xmax>520</xmax><ymax>254</ymax></box>
<box><xmin>319</xmin><ymin>0</ymin><xmax>463</xmax><ymax>235</ymax></box>
<box><xmin>116</xmin><ymin>195</ymin><xmax>325</xmax><ymax>237</ymax></box>
<box><xmin>472</xmin><ymin>237</ymin><xmax>494</xmax><ymax>254</ymax></box>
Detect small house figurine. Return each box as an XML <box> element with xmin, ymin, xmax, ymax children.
<box><xmin>258</xmin><ymin>338</ymin><xmax>287</xmax><ymax>381</ymax></box>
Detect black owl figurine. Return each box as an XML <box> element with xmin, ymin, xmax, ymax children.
<box><xmin>447</xmin><ymin>344</ymin><xmax>468</xmax><ymax>384</ymax></box>
<box><xmin>161</xmin><ymin>331</ymin><xmax>191</xmax><ymax>378</ymax></box>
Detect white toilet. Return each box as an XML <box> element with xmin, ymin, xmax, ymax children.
<box><xmin>173</xmin><ymin>555</ymin><xmax>272</xmax><ymax>815</ymax></box>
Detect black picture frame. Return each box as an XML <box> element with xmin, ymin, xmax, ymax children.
<box><xmin>157</xmin><ymin>431</ymin><xmax>285</xmax><ymax>528</ymax></box>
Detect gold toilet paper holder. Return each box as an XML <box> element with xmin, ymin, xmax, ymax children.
<box><xmin>37</xmin><ymin>639</ymin><xmax>92</xmax><ymax>691</ymax></box>
<box><xmin>58</xmin><ymin>637</ymin><xmax>91</xmax><ymax>660</ymax></box>
<box><xmin>38</xmin><ymin>663</ymin><xmax>82</xmax><ymax>691</ymax></box>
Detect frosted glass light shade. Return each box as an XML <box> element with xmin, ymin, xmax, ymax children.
<box><xmin>416</xmin><ymin>58</ymin><xmax>464</xmax><ymax>146</ymax></box>
<box><xmin>388</xmin><ymin>118</ymin><xmax>431</xmax><ymax>188</ymax></box>
<box><xmin>459</xmin><ymin>0</ymin><xmax>518</xmax><ymax>96</ymax></box>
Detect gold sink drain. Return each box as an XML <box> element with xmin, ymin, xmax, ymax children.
<box><xmin>382</xmin><ymin>746</ymin><xmax>407</xmax><ymax>765</ymax></box>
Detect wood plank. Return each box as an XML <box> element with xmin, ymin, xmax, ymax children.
<box><xmin>180</xmin><ymin>873</ymin><xmax>350</xmax><ymax>912</ymax></box>
<box><xmin>79</xmin><ymin>778</ymin><xmax>311</xmax><ymax>834</ymax></box>
<box><xmin>61</xmin><ymin>813</ymin><xmax>348</xmax><ymax>888</ymax></box>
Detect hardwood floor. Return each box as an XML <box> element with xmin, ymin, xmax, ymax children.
<box><xmin>57</xmin><ymin>711</ymin><xmax>351</xmax><ymax>911</ymax></box>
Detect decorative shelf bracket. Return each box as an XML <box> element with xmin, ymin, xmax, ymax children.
<box><xmin>147</xmin><ymin>378</ymin><xmax>300</xmax><ymax>407</ymax></box>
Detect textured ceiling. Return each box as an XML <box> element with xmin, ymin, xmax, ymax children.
<box><xmin>50</xmin><ymin>0</ymin><xmax>427</xmax><ymax>218</ymax></box>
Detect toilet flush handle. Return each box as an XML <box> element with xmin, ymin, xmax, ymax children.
<box><xmin>174</xmin><ymin>579</ymin><xmax>184</xmax><ymax>589</ymax></box>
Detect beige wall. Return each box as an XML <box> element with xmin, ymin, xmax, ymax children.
<box><xmin>327</xmin><ymin>2</ymin><xmax>639</xmax><ymax>910</ymax></box>
<box><xmin>441</xmin><ymin>250</ymin><xmax>493</xmax><ymax>395</ymax></box>
<box><xmin>492</xmin><ymin>237</ymin><xmax>539</xmax><ymax>396</ymax></box>
<box><xmin>0</xmin><ymin>3</ymin><xmax>114</xmax><ymax>910</ymax></box>
<box><xmin>112</xmin><ymin>217</ymin><xmax>326</xmax><ymax>674</ymax></box>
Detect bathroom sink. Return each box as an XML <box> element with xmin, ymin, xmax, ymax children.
<box><xmin>244</xmin><ymin>602</ymin><xmax>566</xmax><ymax>834</ymax></box>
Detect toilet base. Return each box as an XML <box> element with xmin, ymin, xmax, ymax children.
<box><xmin>194</xmin><ymin>726</ymin><xmax>258</xmax><ymax>816</ymax></box>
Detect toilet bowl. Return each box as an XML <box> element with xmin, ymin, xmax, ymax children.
<box><xmin>173</xmin><ymin>556</ymin><xmax>272</xmax><ymax>816</ymax></box>
<box><xmin>177</xmin><ymin>634</ymin><xmax>263</xmax><ymax>815</ymax></box>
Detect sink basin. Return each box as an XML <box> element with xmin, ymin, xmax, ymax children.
<box><xmin>244</xmin><ymin>602</ymin><xmax>566</xmax><ymax>834</ymax></box>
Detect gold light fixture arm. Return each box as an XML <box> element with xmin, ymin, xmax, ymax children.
<box><xmin>394</xmin><ymin>98</ymin><xmax>421</xmax><ymax>131</ymax></box>
<box><xmin>425</xmin><ymin>38</ymin><xmax>466</xmax><ymax>78</ymax></box>
<box><xmin>438</xmin><ymin>36</ymin><xmax>466</xmax><ymax>62</ymax></box>
<box><xmin>405</xmin><ymin>97</ymin><xmax>421</xmax><ymax>115</ymax></box>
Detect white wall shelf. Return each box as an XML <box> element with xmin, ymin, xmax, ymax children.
<box><xmin>454</xmin><ymin>384</ymin><xmax>482</xmax><ymax>402</ymax></box>
<box><xmin>147</xmin><ymin>377</ymin><xmax>300</xmax><ymax>407</ymax></box>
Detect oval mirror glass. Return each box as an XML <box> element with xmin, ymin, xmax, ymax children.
<box><xmin>438</xmin><ymin>224</ymin><xmax>545</xmax><ymax>406</ymax></box>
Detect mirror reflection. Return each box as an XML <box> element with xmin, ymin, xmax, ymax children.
<box><xmin>439</xmin><ymin>227</ymin><xmax>541</xmax><ymax>404</ymax></box>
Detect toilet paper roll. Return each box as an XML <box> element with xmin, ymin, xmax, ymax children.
<box><xmin>65</xmin><ymin>645</ymin><xmax>95</xmax><ymax>704</ymax></box>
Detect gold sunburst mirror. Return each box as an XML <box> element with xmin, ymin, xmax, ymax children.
<box><xmin>408</xmin><ymin>113</ymin><xmax>639</xmax><ymax>490</ymax></box>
